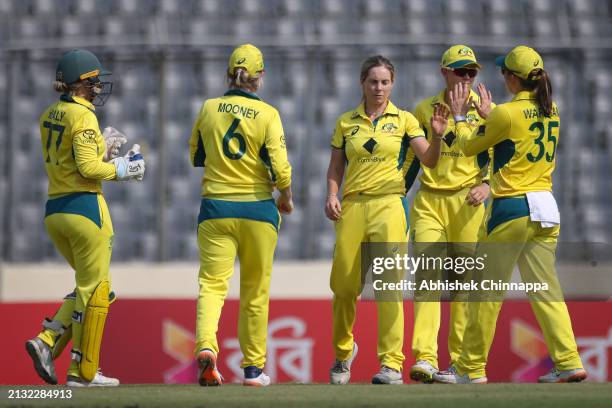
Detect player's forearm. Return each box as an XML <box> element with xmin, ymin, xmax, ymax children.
<box><xmin>327</xmin><ymin>147</ymin><xmax>345</xmax><ymax>195</ymax></box>
<box><xmin>267</xmin><ymin>147</ymin><xmax>292</xmax><ymax>190</ymax></box>
<box><xmin>279</xmin><ymin>185</ymin><xmax>292</xmax><ymax>199</ymax></box>
<box><xmin>74</xmin><ymin>141</ymin><xmax>117</xmax><ymax>180</ymax></box>
<box><xmin>274</xmin><ymin>163</ymin><xmax>292</xmax><ymax>191</ymax></box>
<box><xmin>419</xmin><ymin>137</ymin><xmax>442</xmax><ymax>168</ymax></box>
<box><xmin>327</xmin><ymin>165</ymin><xmax>344</xmax><ymax>195</ymax></box>
<box><xmin>77</xmin><ymin>160</ymin><xmax>117</xmax><ymax>180</ymax></box>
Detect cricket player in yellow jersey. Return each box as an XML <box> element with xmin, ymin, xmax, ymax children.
<box><xmin>434</xmin><ymin>46</ymin><xmax>587</xmax><ymax>384</ymax></box>
<box><xmin>409</xmin><ymin>45</ymin><xmax>495</xmax><ymax>383</ymax></box>
<box><xmin>25</xmin><ymin>49</ymin><xmax>145</xmax><ymax>387</ymax></box>
<box><xmin>190</xmin><ymin>44</ymin><xmax>293</xmax><ymax>387</ymax></box>
<box><xmin>326</xmin><ymin>55</ymin><xmax>448</xmax><ymax>385</ymax></box>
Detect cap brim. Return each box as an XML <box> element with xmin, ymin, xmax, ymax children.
<box><xmin>495</xmin><ymin>56</ymin><xmax>506</xmax><ymax>69</ymax></box>
<box><xmin>445</xmin><ymin>59</ymin><xmax>481</xmax><ymax>69</ymax></box>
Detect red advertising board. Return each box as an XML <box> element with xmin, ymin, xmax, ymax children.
<box><xmin>1</xmin><ymin>300</ymin><xmax>611</xmax><ymax>384</ymax></box>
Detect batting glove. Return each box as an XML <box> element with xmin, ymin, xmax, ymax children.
<box><xmin>110</xmin><ymin>144</ymin><xmax>145</xmax><ymax>181</ymax></box>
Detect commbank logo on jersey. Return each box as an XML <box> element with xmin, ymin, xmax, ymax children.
<box><xmin>443</xmin><ymin>131</ymin><xmax>456</xmax><ymax>148</ymax></box>
<box><xmin>363</xmin><ymin>138</ymin><xmax>377</xmax><ymax>154</ymax></box>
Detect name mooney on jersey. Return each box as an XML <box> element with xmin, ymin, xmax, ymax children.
<box><xmin>217</xmin><ymin>102</ymin><xmax>260</xmax><ymax>119</ymax></box>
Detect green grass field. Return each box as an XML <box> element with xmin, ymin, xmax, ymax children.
<box><xmin>1</xmin><ymin>383</ymin><xmax>611</xmax><ymax>408</ymax></box>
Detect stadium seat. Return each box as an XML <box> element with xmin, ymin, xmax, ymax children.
<box><xmin>2</xmin><ymin>1</ymin><xmax>612</xmax><ymax>261</ymax></box>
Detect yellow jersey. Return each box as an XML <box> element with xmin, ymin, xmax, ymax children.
<box><xmin>456</xmin><ymin>91</ymin><xmax>559</xmax><ymax>197</ymax></box>
<box><xmin>189</xmin><ymin>89</ymin><xmax>292</xmax><ymax>200</ymax></box>
<box><xmin>39</xmin><ymin>95</ymin><xmax>116</xmax><ymax>196</ymax></box>
<box><xmin>331</xmin><ymin>101</ymin><xmax>424</xmax><ymax>198</ymax></box>
<box><xmin>413</xmin><ymin>89</ymin><xmax>494</xmax><ymax>190</ymax></box>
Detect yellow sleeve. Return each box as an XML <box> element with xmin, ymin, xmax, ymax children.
<box><xmin>73</xmin><ymin>112</ymin><xmax>116</xmax><ymax>180</ymax></box>
<box><xmin>330</xmin><ymin>117</ymin><xmax>344</xmax><ymax>149</ymax></box>
<box><xmin>264</xmin><ymin>110</ymin><xmax>292</xmax><ymax>190</ymax></box>
<box><xmin>404</xmin><ymin>112</ymin><xmax>425</xmax><ymax>140</ymax></box>
<box><xmin>456</xmin><ymin>106</ymin><xmax>510</xmax><ymax>157</ymax></box>
<box><xmin>189</xmin><ymin>102</ymin><xmax>206</xmax><ymax>167</ymax></box>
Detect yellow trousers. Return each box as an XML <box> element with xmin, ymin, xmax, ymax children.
<box><xmin>43</xmin><ymin>193</ymin><xmax>113</xmax><ymax>377</ymax></box>
<box><xmin>457</xmin><ymin>200</ymin><xmax>583</xmax><ymax>379</ymax></box>
<box><xmin>410</xmin><ymin>187</ymin><xmax>485</xmax><ymax>367</ymax></box>
<box><xmin>331</xmin><ymin>194</ymin><xmax>408</xmax><ymax>372</ymax></box>
<box><xmin>196</xmin><ymin>217</ymin><xmax>278</xmax><ymax>369</ymax></box>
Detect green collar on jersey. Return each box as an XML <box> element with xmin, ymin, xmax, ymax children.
<box><xmin>224</xmin><ymin>89</ymin><xmax>261</xmax><ymax>101</ymax></box>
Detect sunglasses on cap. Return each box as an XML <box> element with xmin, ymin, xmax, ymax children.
<box><xmin>450</xmin><ymin>67</ymin><xmax>478</xmax><ymax>78</ymax></box>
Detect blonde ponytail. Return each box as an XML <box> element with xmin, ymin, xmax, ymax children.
<box><xmin>227</xmin><ymin>68</ymin><xmax>262</xmax><ymax>91</ymax></box>
<box><xmin>53</xmin><ymin>81</ymin><xmax>69</xmax><ymax>93</ymax></box>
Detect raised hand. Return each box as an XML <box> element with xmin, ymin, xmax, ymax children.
<box><xmin>473</xmin><ymin>83</ymin><xmax>493</xmax><ymax>119</ymax></box>
<box><xmin>431</xmin><ymin>104</ymin><xmax>450</xmax><ymax>138</ymax></box>
<box><xmin>448</xmin><ymin>83</ymin><xmax>471</xmax><ymax>118</ymax></box>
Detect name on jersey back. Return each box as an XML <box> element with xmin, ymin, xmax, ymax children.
<box><xmin>218</xmin><ymin>102</ymin><xmax>260</xmax><ymax>119</ymax></box>
<box><xmin>48</xmin><ymin>109</ymin><xmax>66</xmax><ymax>122</ymax></box>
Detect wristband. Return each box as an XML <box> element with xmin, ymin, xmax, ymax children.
<box><xmin>453</xmin><ymin>115</ymin><xmax>467</xmax><ymax>123</ymax></box>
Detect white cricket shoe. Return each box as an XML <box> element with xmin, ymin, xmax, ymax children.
<box><xmin>66</xmin><ymin>369</ymin><xmax>120</xmax><ymax>387</ymax></box>
<box><xmin>330</xmin><ymin>343</ymin><xmax>358</xmax><ymax>385</ymax></box>
<box><xmin>243</xmin><ymin>366</ymin><xmax>271</xmax><ymax>387</ymax></box>
<box><xmin>538</xmin><ymin>368</ymin><xmax>587</xmax><ymax>383</ymax></box>
<box><xmin>25</xmin><ymin>337</ymin><xmax>57</xmax><ymax>385</ymax></box>
<box><xmin>409</xmin><ymin>360</ymin><xmax>438</xmax><ymax>383</ymax></box>
<box><xmin>433</xmin><ymin>369</ymin><xmax>487</xmax><ymax>384</ymax></box>
<box><xmin>372</xmin><ymin>366</ymin><xmax>403</xmax><ymax>384</ymax></box>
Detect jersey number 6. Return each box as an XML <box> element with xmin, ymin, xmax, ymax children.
<box><xmin>223</xmin><ymin>118</ymin><xmax>246</xmax><ymax>160</ymax></box>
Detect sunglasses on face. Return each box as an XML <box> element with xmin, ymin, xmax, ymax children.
<box><xmin>451</xmin><ymin>68</ymin><xmax>478</xmax><ymax>78</ymax></box>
